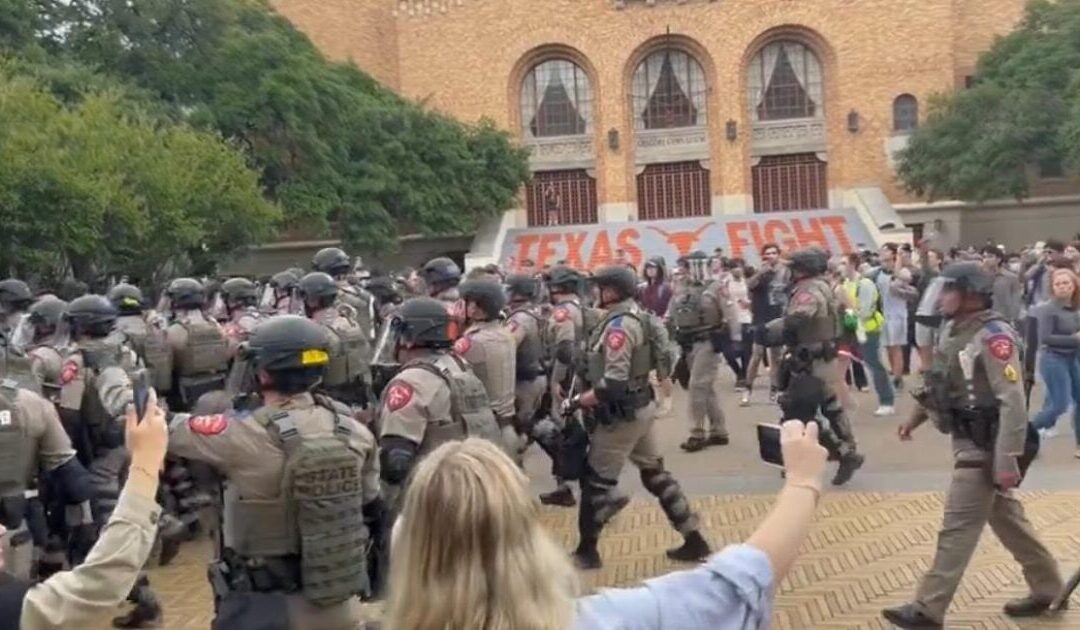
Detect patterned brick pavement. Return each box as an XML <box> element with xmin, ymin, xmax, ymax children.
<box><xmin>89</xmin><ymin>490</ymin><xmax>1080</xmax><ymax>629</ymax></box>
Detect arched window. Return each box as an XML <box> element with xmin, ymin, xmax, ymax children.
<box><xmin>631</xmin><ymin>49</ymin><xmax>708</xmax><ymax>130</ymax></box>
<box><xmin>893</xmin><ymin>94</ymin><xmax>918</xmax><ymax>132</ymax></box>
<box><xmin>520</xmin><ymin>59</ymin><xmax>592</xmax><ymax>139</ymax></box>
<box><xmin>747</xmin><ymin>41</ymin><xmax>823</xmax><ymax>122</ymax></box>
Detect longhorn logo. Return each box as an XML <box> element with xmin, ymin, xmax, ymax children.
<box><xmin>646</xmin><ymin>222</ymin><xmax>715</xmax><ymax>257</ymax></box>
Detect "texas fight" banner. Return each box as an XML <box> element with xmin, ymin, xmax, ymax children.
<box><xmin>499</xmin><ymin>208</ymin><xmax>876</xmax><ymax>269</ymax></box>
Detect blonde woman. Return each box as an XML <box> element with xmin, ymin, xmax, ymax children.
<box><xmin>384</xmin><ymin>422</ymin><xmax>829</xmax><ymax>630</ymax></box>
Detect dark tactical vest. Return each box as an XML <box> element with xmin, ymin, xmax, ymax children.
<box><xmin>670</xmin><ymin>283</ymin><xmax>711</xmax><ymax>335</ymax></box>
<box><xmin>508</xmin><ymin>307</ymin><xmax>545</xmax><ymax>380</ymax></box>
<box><xmin>585</xmin><ymin>303</ymin><xmax>659</xmax><ymax>389</ymax></box>
<box><xmin>173</xmin><ymin>317</ymin><xmax>228</xmax><ymax>407</ymax></box>
<box><xmin>60</xmin><ymin>343</ymin><xmax>130</xmax><ymax>462</ymax></box>
<box><xmin>322</xmin><ymin>308</ymin><xmax>370</xmax><ymax>389</ymax></box>
<box><xmin>402</xmin><ymin>353</ymin><xmax>501</xmax><ymax>455</ymax></box>
<box><xmin>227</xmin><ymin>401</ymin><xmax>370</xmax><ymax>606</ymax></box>
<box><xmin>0</xmin><ymin>381</ymin><xmax>32</xmax><ymax>530</ymax></box>
<box><xmin>788</xmin><ymin>277</ymin><xmax>841</xmax><ymax>345</ymax></box>
<box><xmin>117</xmin><ymin>316</ymin><xmax>173</xmax><ymax>394</ymax></box>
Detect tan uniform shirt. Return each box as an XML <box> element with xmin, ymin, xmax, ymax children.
<box><xmin>57</xmin><ymin>342</ymin><xmax>136</xmax><ymax>423</ymax></box>
<box><xmin>13</xmin><ymin>387</ymin><xmax>77</xmax><ymax>473</ymax></box>
<box><xmin>591</xmin><ymin>302</ymin><xmax>647</xmax><ymax>387</ymax></box>
<box><xmin>548</xmin><ymin>298</ymin><xmax>584</xmax><ymax>388</ymax></box>
<box><xmin>454</xmin><ymin>320</ymin><xmax>516</xmax><ymax>419</ymax></box>
<box><xmin>27</xmin><ymin>345</ymin><xmax>64</xmax><ymax>393</ymax></box>
<box><xmin>168</xmin><ymin>393</ymin><xmax>379</xmax><ymax>505</ymax></box>
<box><xmin>378</xmin><ymin>353</ymin><xmax>454</xmax><ymax>446</ymax></box>
<box><xmin>222</xmin><ymin>308</ymin><xmax>262</xmax><ymax>358</ymax></box>
<box><xmin>19</xmin><ymin>488</ymin><xmax>161</xmax><ymax>630</ymax></box>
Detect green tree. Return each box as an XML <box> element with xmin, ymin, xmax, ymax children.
<box><xmin>898</xmin><ymin>0</ymin><xmax>1080</xmax><ymax>201</ymax></box>
<box><xmin>34</xmin><ymin>0</ymin><xmax>530</xmax><ymax>253</ymax></box>
<box><xmin>0</xmin><ymin>75</ymin><xmax>278</xmax><ymax>283</ymax></box>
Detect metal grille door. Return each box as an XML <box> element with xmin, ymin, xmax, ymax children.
<box><xmin>636</xmin><ymin>161</ymin><xmax>711</xmax><ymax>220</ymax></box>
<box><xmin>752</xmin><ymin>153</ymin><xmax>828</xmax><ymax>213</ymax></box>
<box><xmin>525</xmin><ymin>170</ymin><xmax>598</xmax><ymax>226</ymax></box>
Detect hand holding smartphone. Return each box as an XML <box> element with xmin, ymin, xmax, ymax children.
<box><xmin>133</xmin><ymin>370</ymin><xmax>151</xmax><ymax>423</ymax></box>
<box><xmin>756</xmin><ymin>423</ymin><xmax>784</xmax><ymax>468</ymax></box>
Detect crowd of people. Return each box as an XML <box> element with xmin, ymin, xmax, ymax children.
<box><xmin>0</xmin><ymin>233</ymin><xmax>1077</xmax><ymax>630</ymax></box>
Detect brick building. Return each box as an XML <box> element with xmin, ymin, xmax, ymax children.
<box><xmin>266</xmin><ymin>0</ymin><xmax>1080</xmax><ymax>269</ymax></box>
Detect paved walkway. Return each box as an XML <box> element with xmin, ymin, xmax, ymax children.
<box><xmin>90</xmin><ymin>373</ymin><xmax>1080</xmax><ymax>628</ymax></box>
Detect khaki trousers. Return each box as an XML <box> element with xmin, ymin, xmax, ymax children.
<box><xmin>687</xmin><ymin>340</ymin><xmax>726</xmax><ymax>439</ymax></box>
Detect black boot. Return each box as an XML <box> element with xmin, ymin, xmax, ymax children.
<box><xmin>539</xmin><ymin>485</ymin><xmax>576</xmax><ymax>507</ymax></box>
<box><xmin>112</xmin><ymin>602</ymin><xmax>163</xmax><ymax>629</ymax></box>
<box><xmin>156</xmin><ymin>513</ymin><xmax>186</xmax><ymax>567</ymax></box>
<box><xmin>666</xmin><ymin>530</ymin><xmax>711</xmax><ymax>562</ymax></box>
<box><xmin>881</xmin><ymin>604</ymin><xmax>942</xmax><ymax>629</ymax></box>
<box><xmin>707</xmin><ymin>434</ymin><xmax>729</xmax><ymax>446</ymax></box>
<box><xmin>1003</xmin><ymin>595</ymin><xmax>1060</xmax><ymax>617</ymax></box>
<box><xmin>832</xmin><ymin>452</ymin><xmax>865</xmax><ymax>486</ymax></box>
<box><xmin>572</xmin><ymin>543</ymin><xmax>602</xmax><ymax>570</ymax></box>
<box><xmin>680</xmin><ymin>436</ymin><xmax>708</xmax><ymax>452</ymax></box>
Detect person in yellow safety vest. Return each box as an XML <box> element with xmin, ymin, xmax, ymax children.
<box><xmin>841</xmin><ymin>254</ymin><xmax>896</xmax><ymax>415</ymax></box>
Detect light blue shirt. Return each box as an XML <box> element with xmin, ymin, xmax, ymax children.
<box><xmin>573</xmin><ymin>544</ymin><xmax>774</xmax><ymax>629</ymax></box>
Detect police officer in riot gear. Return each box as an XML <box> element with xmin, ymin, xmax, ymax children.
<box><xmin>366</xmin><ymin>275</ymin><xmax>403</xmax><ymax>334</ymax></box>
<box><xmin>298</xmin><ymin>272</ymin><xmax>370</xmax><ymax>408</ymax></box>
<box><xmin>163</xmin><ymin>278</ymin><xmax>229</xmax><ymax>410</ymax></box>
<box><xmin>58</xmin><ymin>294</ymin><xmax>165</xmax><ymax>627</ymax></box>
<box><xmin>0</xmin><ymin>330</ymin><xmax>94</xmax><ymax>582</ymax></box>
<box><xmin>0</xmin><ymin>279</ymin><xmax>33</xmax><ymax>343</ymax></box>
<box><xmin>670</xmin><ymin>250</ymin><xmax>731</xmax><ymax>452</ymax></box>
<box><xmin>168</xmin><ymin>315</ymin><xmax>380</xmax><ymax>629</ymax></box>
<box><xmin>312</xmin><ymin>247</ymin><xmax>376</xmax><ymax>343</ymax></box>
<box><xmin>538</xmin><ymin>265</ymin><xmax>588</xmax><ymax>507</ymax></box>
<box><xmin>110</xmin><ymin>283</ymin><xmax>174</xmax><ymax>399</ymax></box>
<box><xmin>421</xmin><ymin>256</ymin><xmax>463</xmax><ymax>304</ymax></box>
<box><xmin>261</xmin><ymin>270</ymin><xmax>301</xmax><ymax>315</ymax></box>
<box><xmin>220</xmin><ymin>278</ymin><xmax>264</xmax><ymax>358</ymax></box>
<box><xmin>454</xmin><ymin>279</ymin><xmax>517</xmax><ymax>450</ymax></box>
<box><xmin>22</xmin><ymin>297</ymin><xmax>68</xmax><ymax>398</ymax></box>
<box><xmin>504</xmin><ymin>274</ymin><xmax>548</xmax><ymax>441</ymax></box>
<box><xmin>765</xmin><ymin>246</ymin><xmax>865</xmax><ymax>486</ymax></box>
<box><xmin>882</xmin><ymin>262</ymin><xmax>1062</xmax><ymax>629</ymax></box>
<box><xmin>566</xmin><ymin>265</ymin><xmax>710</xmax><ymax>570</ymax></box>
<box><xmin>377</xmin><ymin>297</ymin><xmax>502</xmax><ymax>497</ymax></box>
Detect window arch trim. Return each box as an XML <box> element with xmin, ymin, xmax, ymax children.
<box><xmin>511</xmin><ymin>45</ymin><xmax>599</xmax><ymax>142</ymax></box>
<box><xmin>892</xmin><ymin>93</ymin><xmax>919</xmax><ymax>133</ymax></box>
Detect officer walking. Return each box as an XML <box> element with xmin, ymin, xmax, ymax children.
<box><xmin>167</xmin><ymin>315</ymin><xmax>380</xmax><ymax>629</ymax></box>
<box><xmin>312</xmin><ymin>248</ymin><xmax>376</xmax><ymax>343</ymax></box>
<box><xmin>57</xmin><ymin>295</ymin><xmax>164</xmax><ymax>627</ymax></box>
<box><xmin>565</xmin><ymin>265</ymin><xmax>710</xmax><ymax>569</ymax></box>
<box><xmin>219</xmin><ymin>278</ymin><xmax>264</xmax><ymax>358</ymax></box>
<box><xmin>110</xmin><ymin>283</ymin><xmax>173</xmax><ymax>400</ymax></box>
<box><xmin>670</xmin><ymin>251</ymin><xmax>731</xmax><ymax>452</ymax></box>
<box><xmin>1</xmin><ymin>336</ymin><xmax>93</xmax><ymax>582</ymax></box>
<box><xmin>504</xmin><ymin>274</ymin><xmax>548</xmax><ymax>444</ymax></box>
<box><xmin>20</xmin><ymin>297</ymin><xmax>68</xmax><ymax>399</ymax></box>
<box><xmin>538</xmin><ymin>265</ymin><xmax>588</xmax><ymax>507</ymax></box>
<box><xmin>377</xmin><ymin>297</ymin><xmax>502</xmax><ymax>498</ymax></box>
<box><xmin>767</xmin><ymin>246</ymin><xmax>865</xmax><ymax>486</ymax></box>
<box><xmin>454</xmin><ymin>279</ymin><xmax>518</xmax><ymax>452</ymax></box>
<box><xmin>882</xmin><ymin>262</ymin><xmax>1063</xmax><ymax>629</ymax></box>
<box><xmin>298</xmin><ymin>272</ymin><xmax>370</xmax><ymax>409</ymax></box>
<box><xmin>162</xmin><ymin>278</ymin><xmax>229</xmax><ymax>410</ymax></box>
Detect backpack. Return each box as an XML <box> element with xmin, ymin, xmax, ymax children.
<box><xmin>0</xmin><ymin>381</ymin><xmax>32</xmax><ymax>530</ymax></box>
<box><xmin>260</xmin><ymin>407</ymin><xmax>370</xmax><ymax>606</ymax></box>
<box><xmin>323</xmin><ymin>309</ymin><xmax>371</xmax><ymax>388</ymax></box>
<box><xmin>671</xmin><ymin>286</ymin><xmax>707</xmax><ymax>332</ymax></box>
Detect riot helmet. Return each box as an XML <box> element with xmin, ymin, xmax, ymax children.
<box><xmin>242</xmin><ymin>315</ymin><xmax>330</xmax><ymax>395</ymax></box>
<box><xmin>789</xmin><ymin>246</ymin><xmax>830</xmax><ymax>278</ymax></box>
<box><xmin>10</xmin><ymin>296</ymin><xmax>66</xmax><ymax>350</ymax></box>
<box><xmin>546</xmin><ymin>265</ymin><xmax>583</xmax><ymax>295</ymax></box>
<box><xmin>396</xmin><ymin>297</ymin><xmax>458</xmax><ymax>349</ymax></box>
<box><xmin>505</xmin><ymin>274</ymin><xmax>540</xmax><ymax>302</ymax></box>
<box><xmin>684</xmin><ymin>251</ymin><xmax>710</xmax><ymax>283</ymax></box>
<box><xmin>65</xmin><ymin>294</ymin><xmax>118</xmax><ymax>339</ymax></box>
<box><xmin>312</xmin><ymin>247</ymin><xmax>351</xmax><ymax>278</ymax></box>
<box><xmin>366</xmin><ymin>276</ymin><xmax>401</xmax><ymax>306</ymax></box>
<box><xmin>421</xmin><ymin>257</ymin><xmax>462</xmax><ymax>294</ymax></box>
<box><xmin>222</xmin><ymin>278</ymin><xmax>258</xmax><ymax>309</ymax></box>
<box><xmin>297</xmin><ymin>272</ymin><xmax>339</xmax><ymax>314</ymax></box>
<box><xmin>591</xmin><ymin>265</ymin><xmax>638</xmax><ymax>305</ymax></box>
<box><xmin>166</xmin><ymin>278</ymin><xmax>207</xmax><ymax>310</ymax></box>
<box><xmin>458</xmin><ymin>279</ymin><xmax>506</xmax><ymax>321</ymax></box>
<box><xmin>259</xmin><ymin>270</ymin><xmax>301</xmax><ymax>314</ymax></box>
<box><xmin>0</xmin><ymin>279</ymin><xmax>32</xmax><ymax>312</ymax></box>
<box><xmin>108</xmin><ymin>283</ymin><xmax>145</xmax><ymax>315</ymax></box>
<box><xmin>940</xmin><ymin>262</ymin><xmax>994</xmax><ymax>297</ymax></box>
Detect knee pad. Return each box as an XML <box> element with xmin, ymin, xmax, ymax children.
<box><xmin>639</xmin><ymin>466</ymin><xmax>673</xmax><ymax>495</ymax></box>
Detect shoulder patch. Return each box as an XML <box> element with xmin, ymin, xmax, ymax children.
<box><xmin>189</xmin><ymin>414</ymin><xmax>228</xmax><ymax>436</ymax></box>
<box><xmin>792</xmin><ymin>291</ymin><xmax>815</xmax><ymax>306</ymax></box>
<box><xmin>986</xmin><ymin>333</ymin><xmax>1015</xmax><ymax>361</ymax></box>
<box><xmin>605</xmin><ymin>329</ymin><xmax>628</xmax><ymax>351</ymax></box>
<box><xmin>506</xmin><ymin>318</ymin><xmax>519</xmax><ymax>333</ymax></box>
<box><xmin>383</xmin><ymin>381</ymin><xmax>415</xmax><ymax>412</ymax></box>
<box><xmin>608</xmin><ymin>314</ymin><xmax>625</xmax><ymax>329</ymax></box>
<box><xmin>453</xmin><ymin>335</ymin><xmax>472</xmax><ymax>355</ymax></box>
<box><xmin>60</xmin><ymin>360</ymin><xmax>79</xmax><ymax>385</ymax></box>
<box><xmin>553</xmin><ymin>306</ymin><xmax>570</xmax><ymax>323</ymax></box>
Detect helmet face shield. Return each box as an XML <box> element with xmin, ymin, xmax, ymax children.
<box><xmin>7</xmin><ymin>313</ymin><xmax>33</xmax><ymax>354</ymax></box>
<box><xmin>687</xmin><ymin>258</ymin><xmax>710</xmax><ymax>282</ymax></box>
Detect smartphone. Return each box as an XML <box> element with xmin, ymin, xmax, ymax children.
<box><xmin>756</xmin><ymin>423</ymin><xmax>784</xmax><ymax>469</ymax></box>
<box><xmin>133</xmin><ymin>370</ymin><xmax>151</xmax><ymax>423</ymax></box>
